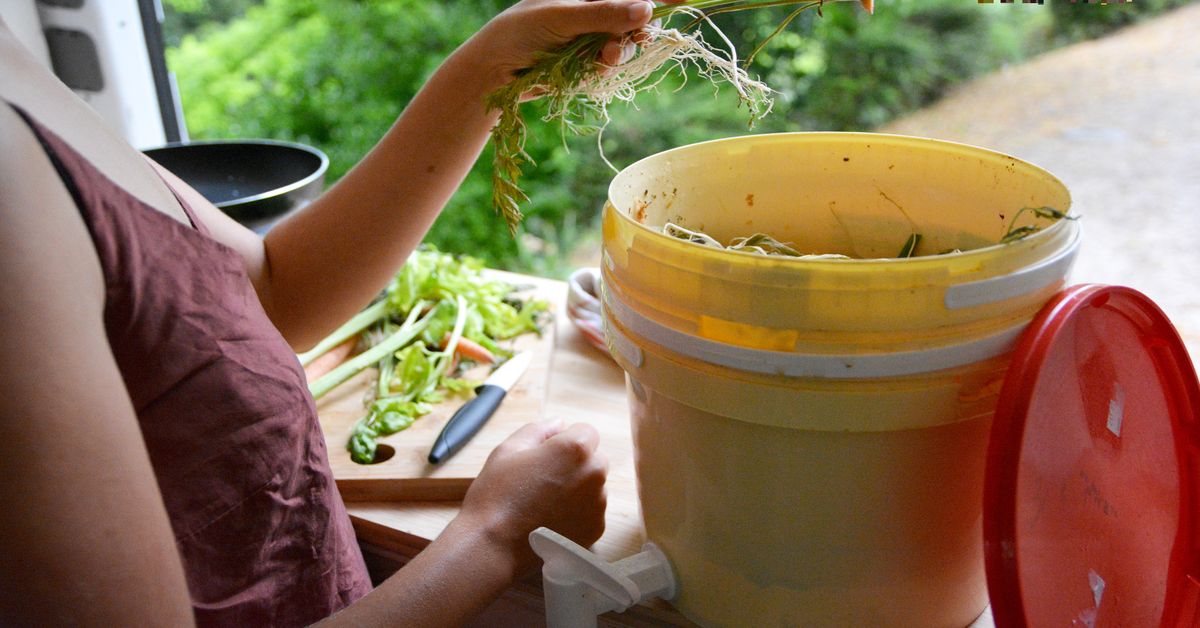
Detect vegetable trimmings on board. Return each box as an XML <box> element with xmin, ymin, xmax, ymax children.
<box><xmin>660</xmin><ymin>206</ymin><xmax>1074</xmax><ymax>259</ymax></box>
<box><xmin>303</xmin><ymin>247</ymin><xmax>549</xmax><ymax>464</ymax></box>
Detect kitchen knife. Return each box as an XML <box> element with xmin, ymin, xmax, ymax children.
<box><xmin>428</xmin><ymin>351</ymin><xmax>533</xmax><ymax>465</ymax></box>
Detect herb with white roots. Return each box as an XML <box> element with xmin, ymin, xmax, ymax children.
<box><xmin>661</xmin><ymin>205</ymin><xmax>1073</xmax><ymax>260</ymax></box>
<box><xmin>487</xmin><ymin>0</ymin><xmax>875</xmax><ymax>233</ymax></box>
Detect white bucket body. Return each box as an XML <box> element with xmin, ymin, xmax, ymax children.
<box><xmin>602</xmin><ymin>133</ymin><xmax>1078</xmax><ymax>627</ymax></box>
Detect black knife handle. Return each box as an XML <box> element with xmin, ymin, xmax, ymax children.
<box><xmin>428</xmin><ymin>384</ymin><xmax>507</xmax><ymax>464</ymax></box>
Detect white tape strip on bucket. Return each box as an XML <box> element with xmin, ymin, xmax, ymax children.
<box><xmin>602</xmin><ymin>284</ymin><xmax>1028</xmax><ymax>379</ymax></box>
<box><xmin>944</xmin><ymin>233</ymin><xmax>1080</xmax><ymax>310</ymax></box>
<box><xmin>604</xmin><ymin>314</ymin><xmax>644</xmax><ymax>369</ymax></box>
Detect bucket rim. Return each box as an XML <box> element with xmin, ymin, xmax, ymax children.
<box><xmin>606</xmin><ymin>131</ymin><xmax>1075</xmax><ymax>265</ymax></box>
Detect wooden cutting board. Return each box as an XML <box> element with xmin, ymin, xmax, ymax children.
<box><xmin>315</xmin><ymin>272</ymin><xmax>562</xmax><ymax>502</ymax></box>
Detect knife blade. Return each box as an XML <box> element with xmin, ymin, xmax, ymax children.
<box><xmin>428</xmin><ymin>351</ymin><xmax>534</xmax><ymax>465</ymax></box>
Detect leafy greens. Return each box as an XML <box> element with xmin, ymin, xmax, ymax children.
<box><xmin>306</xmin><ymin>247</ymin><xmax>548</xmax><ymax>464</ymax></box>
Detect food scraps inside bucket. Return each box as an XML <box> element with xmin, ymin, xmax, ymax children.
<box><xmin>658</xmin><ymin>205</ymin><xmax>1074</xmax><ymax>260</ymax></box>
<box><xmin>487</xmin><ymin>0</ymin><xmax>876</xmax><ymax>234</ymax></box>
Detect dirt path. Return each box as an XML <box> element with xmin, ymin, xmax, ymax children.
<box><xmin>883</xmin><ymin>3</ymin><xmax>1200</xmax><ymax>363</ymax></box>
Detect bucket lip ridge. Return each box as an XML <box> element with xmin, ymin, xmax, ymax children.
<box><xmin>606</xmin><ymin>131</ymin><xmax>1075</xmax><ymax>265</ymax></box>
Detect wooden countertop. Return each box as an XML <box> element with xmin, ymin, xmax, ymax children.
<box><xmin>343</xmin><ymin>274</ymin><xmax>995</xmax><ymax>628</ymax></box>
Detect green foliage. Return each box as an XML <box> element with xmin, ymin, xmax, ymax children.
<box><xmin>1050</xmin><ymin>0</ymin><xmax>1195</xmax><ymax>40</ymax></box>
<box><xmin>161</xmin><ymin>0</ymin><xmax>261</xmax><ymax>47</ymax></box>
<box><xmin>168</xmin><ymin>0</ymin><xmax>1186</xmax><ymax>274</ymax></box>
<box><xmin>751</xmin><ymin>0</ymin><xmax>999</xmax><ymax>130</ymax></box>
<box><xmin>170</xmin><ymin>0</ymin><xmax>503</xmax><ymax>177</ymax></box>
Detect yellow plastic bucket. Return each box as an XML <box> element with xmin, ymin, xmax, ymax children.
<box><xmin>600</xmin><ymin>133</ymin><xmax>1079</xmax><ymax>627</ymax></box>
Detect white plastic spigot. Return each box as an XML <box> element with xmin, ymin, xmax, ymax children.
<box><xmin>529</xmin><ymin>527</ymin><xmax>677</xmax><ymax>628</ymax></box>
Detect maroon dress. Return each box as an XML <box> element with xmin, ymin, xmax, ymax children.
<box><xmin>9</xmin><ymin>102</ymin><xmax>372</xmax><ymax>626</ymax></box>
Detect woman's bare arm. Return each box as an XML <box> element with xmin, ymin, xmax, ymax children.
<box><xmin>315</xmin><ymin>421</ymin><xmax>608</xmax><ymax>628</ymax></box>
<box><xmin>196</xmin><ymin>0</ymin><xmax>662</xmax><ymax>351</ymax></box>
<box><xmin>0</xmin><ymin>106</ymin><xmax>196</xmax><ymax>627</ymax></box>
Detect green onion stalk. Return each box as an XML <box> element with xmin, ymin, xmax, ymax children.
<box><xmin>297</xmin><ymin>301</ymin><xmax>388</xmax><ymax>367</ymax></box>
<box><xmin>308</xmin><ymin>299</ymin><xmax>433</xmax><ymax>400</ymax></box>
<box><xmin>345</xmin><ymin>296</ymin><xmax>469</xmax><ymax>464</ymax></box>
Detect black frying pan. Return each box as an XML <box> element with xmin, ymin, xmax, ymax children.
<box><xmin>143</xmin><ymin>140</ymin><xmax>328</xmax><ymax>233</ymax></box>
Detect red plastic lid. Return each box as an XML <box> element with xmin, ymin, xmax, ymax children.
<box><xmin>984</xmin><ymin>285</ymin><xmax>1200</xmax><ymax>627</ymax></box>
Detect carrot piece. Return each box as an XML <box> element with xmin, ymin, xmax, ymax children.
<box><xmin>441</xmin><ymin>334</ymin><xmax>495</xmax><ymax>364</ymax></box>
<box><xmin>303</xmin><ymin>337</ymin><xmax>357</xmax><ymax>383</ymax></box>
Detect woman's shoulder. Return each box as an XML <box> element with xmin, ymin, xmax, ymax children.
<box><xmin>0</xmin><ymin>102</ymin><xmax>106</xmax><ymax>304</ymax></box>
<box><xmin>1</xmin><ymin>27</ymin><xmax>193</xmax><ymax>227</ymax></box>
<box><xmin>0</xmin><ymin>99</ymin><xmax>194</xmax><ymax>228</ymax></box>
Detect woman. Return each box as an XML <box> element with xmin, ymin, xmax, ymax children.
<box><xmin>0</xmin><ymin>1</ymin><xmax>669</xmax><ymax>625</ymax></box>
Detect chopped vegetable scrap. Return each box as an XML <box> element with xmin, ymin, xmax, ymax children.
<box><xmin>660</xmin><ymin>205</ymin><xmax>1073</xmax><ymax>259</ymax></box>
<box><xmin>304</xmin><ymin>247</ymin><xmax>548</xmax><ymax>464</ymax></box>
<box><xmin>897</xmin><ymin>232</ymin><xmax>921</xmax><ymax>258</ymax></box>
<box><xmin>999</xmin><ymin>206</ymin><xmax>1076</xmax><ymax>244</ymax></box>
<box><xmin>664</xmin><ymin>222</ymin><xmax>851</xmax><ymax>259</ymax></box>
